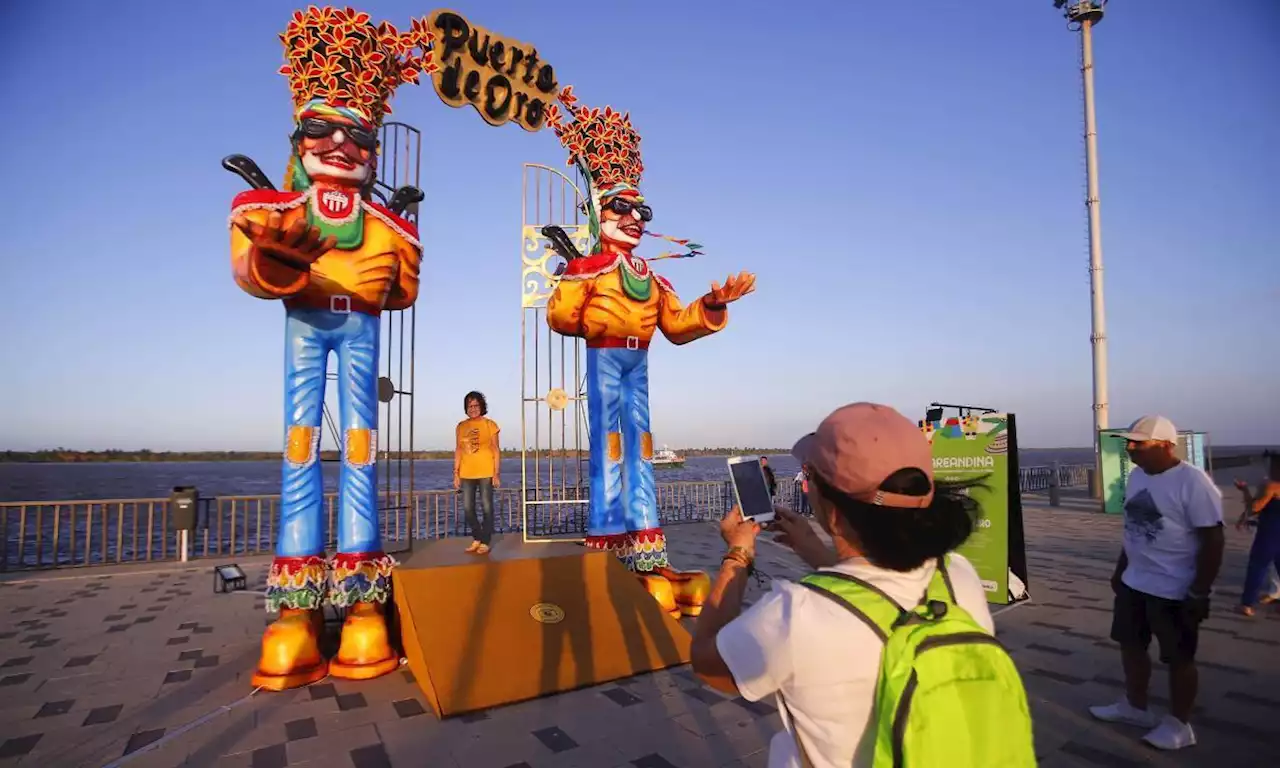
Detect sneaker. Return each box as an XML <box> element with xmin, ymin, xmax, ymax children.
<box><xmin>465</xmin><ymin>540</ymin><xmax>480</xmax><ymax>553</ymax></box>
<box><xmin>1088</xmin><ymin>698</ymin><xmax>1159</xmax><ymax>728</ymax></box>
<box><xmin>476</xmin><ymin>543</ymin><xmax>490</xmax><ymax>555</ymax></box>
<box><xmin>1142</xmin><ymin>714</ymin><xmax>1196</xmax><ymax>750</ymax></box>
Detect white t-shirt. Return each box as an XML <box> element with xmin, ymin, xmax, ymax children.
<box><xmin>716</xmin><ymin>553</ymin><xmax>994</xmax><ymax>768</ymax></box>
<box><xmin>1120</xmin><ymin>461</ymin><xmax>1224</xmax><ymax>600</ymax></box>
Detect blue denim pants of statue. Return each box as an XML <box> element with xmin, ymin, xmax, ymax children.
<box><xmin>277</xmin><ymin>306</ymin><xmax>381</xmax><ymax>558</ymax></box>
<box><xmin>586</xmin><ymin>347</ymin><xmax>660</xmax><ymax>538</ymax></box>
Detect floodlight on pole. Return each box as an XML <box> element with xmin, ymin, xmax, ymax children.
<box><xmin>1054</xmin><ymin>0</ymin><xmax>1109</xmax><ymax>498</ymax></box>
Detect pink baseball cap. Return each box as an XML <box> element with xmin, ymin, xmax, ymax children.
<box><xmin>791</xmin><ymin>402</ymin><xmax>935</xmax><ymax>509</ymax></box>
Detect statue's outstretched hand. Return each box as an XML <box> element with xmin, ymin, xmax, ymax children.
<box><xmin>706</xmin><ymin>271</ymin><xmax>756</xmax><ymax>307</ymax></box>
<box><xmin>233</xmin><ymin>211</ymin><xmax>335</xmax><ymax>270</ymax></box>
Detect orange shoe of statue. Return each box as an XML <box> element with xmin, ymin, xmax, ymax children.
<box><xmin>637</xmin><ymin>572</ymin><xmax>681</xmax><ymax>620</ymax></box>
<box><xmin>655</xmin><ymin>567</ymin><xmax>711</xmax><ymax>617</ymax></box>
<box><xmin>251</xmin><ymin>608</ymin><xmax>328</xmax><ymax>691</ymax></box>
<box><xmin>327</xmin><ymin>602</ymin><xmax>400</xmax><ymax>681</ymax></box>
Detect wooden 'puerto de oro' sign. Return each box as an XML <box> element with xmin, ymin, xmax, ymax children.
<box><xmin>427</xmin><ymin>9</ymin><xmax>559</xmax><ymax>132</ymax></box>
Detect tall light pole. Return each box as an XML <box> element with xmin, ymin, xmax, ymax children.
<box><xmin>1055</xmin><ymin>0</ymin><xmax>1109</xmax><ymax>497</ymax></box>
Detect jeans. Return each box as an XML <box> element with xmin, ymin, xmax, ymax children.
<box><xmin>1241</xmin><ymin>514</ymin><xmax>1280</xmax><ymax>607</ymax></box>
<box><xmin>277</xmin><ymin>306</ymin><xmax>381</xmax><ymax>557</ymax></box>
<box><xmin>585</xmin><ymin>347</ymin><xmax>660</xmax><ymax>538</ymax></box>
<box><xmin>461</xmin><ymin>478</ymin><xmax>494</xmax><ymax>545</ymax></box>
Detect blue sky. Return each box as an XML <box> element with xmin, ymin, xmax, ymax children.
<box><xmin>0</xmin><ymin>0</ymin><xmax>1276</xmax><ymax>452</ymax></box>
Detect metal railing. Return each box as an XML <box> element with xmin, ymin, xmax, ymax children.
<box><xmin>0</xmin><ymin>466</ymin><xmax>1091</xmax><ymax>572</ymax></box>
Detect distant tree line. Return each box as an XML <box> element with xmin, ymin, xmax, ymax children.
<box><xmin>0</xmin><ymin>447</ymin><xmax>790</xmax><ymax>463</ymax></box>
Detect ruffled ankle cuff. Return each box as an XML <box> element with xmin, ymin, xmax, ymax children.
<box><xmin>585</xmin><ymin>533</ymin><xmax>631</xmax><ymax>559</ymax></box>
<box><xmin>265</xmin><ymin>555</ymin><xmax>328</xmax><ymax>612</ymax></box>
<box><xmin>329</xmin><ymin>552</ymin><xmax>397</xmax><ymax>607</ymax></box>
<box><xmin>629</xmin><ymin>528</ymin><xmax>669</xmax><ymax>572</ymax></box>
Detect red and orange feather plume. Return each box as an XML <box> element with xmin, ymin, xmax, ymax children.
<box><xmin>277</xmin><ymin>5</ymin><xmax>438</xmax><ymax>124</ymax></box>
<box><xmin>544</xmin><ymin>86</ymin><xmax>645</xmax><ymax>193</ymax></box>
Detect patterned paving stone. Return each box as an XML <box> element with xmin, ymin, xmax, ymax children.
<box><xmin>83</xmin><ymin>704</ymin><xmax>123</xmax><ymax>726</ymax></box>
<box><xmin>250</xmin><ymin>742</ymin><xmax>288</xmax><ymax>768</ymax></box>
<box><xmin>603</xmin><ymin>686</ymin><xmax>644</xmax><ymax>707</ymax></box>
<box><xmin>350</xmin><ymin>743</ymin><xmax>393</xmax><ymax>768</ymax></box>
<box><xmin>285</xmin><ymin>716</ymin><xmax>318</xmax><ymax>740</ymax></box>
<box><xmin>122</xmin><ymin>728</ymin><xmax>166</xmax><ymax>756</ymax></box>
<box><xmin>531</xmin><ymin>726</ymin><xmax>579</xmax><ymax>753</ymax></box>
<box><xmin>391</xmin><ymin>698</ymin><xmax>426</xmax><ymax>718</ymax></box>
<box><xmin>0</xmin><ymin>734</ymin><xmax>42</xmax><ymax>759</ymax></box>
<box><xmin>632</xmin><ymin>755</ymin><xmax>680</xmax><ymax>768</ymax></box>
<box><xmin>336</xmin><ymin>692</ymin><xmax>367</xmax><ymax>711</ymax></box>
<box><xmin>36</xmin><ymin>699</ymin><xmax>75</xmax><ymax>717</ymax></box>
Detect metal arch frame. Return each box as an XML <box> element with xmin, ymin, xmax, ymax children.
<box><xmin>519</xmin><ymin>162</ymin><xmax>593</xmax><ymax>543</ymax></box>
<box><xmin>318</xmin><ymin>120</ymin><xmax>422</xmax><ymax>554</ymax></box>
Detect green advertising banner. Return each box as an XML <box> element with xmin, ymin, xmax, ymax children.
<box><xmin>921</xmin><ymin>412</ymin><xmax>1026</xmax><ymax>605</ymax></box>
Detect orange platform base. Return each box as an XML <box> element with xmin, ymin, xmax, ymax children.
<box><xmin>391</xmin><ymin>535</ymin><xmax>691</xmax><ymax>718</ymax></box>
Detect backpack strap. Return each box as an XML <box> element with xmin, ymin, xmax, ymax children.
<box><xmin>798</xmin><ymin>556</ymin><xmax>959</xmax><ymax>639</ymax></box>
<box><xmin>798</xmin><ymin>571</ymin><xmax>905</xmax><ymax>641</ymax></box>
<box><xmin>928</xmin><ymin>554</ymin><xmax>959</xmax><ymax>605</ymax></box>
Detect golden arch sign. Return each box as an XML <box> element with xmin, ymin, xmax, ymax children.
<box><xmin>427</xmin><ymin>9</ymin><xmax>560</xmax><ymax>132</ymax></box>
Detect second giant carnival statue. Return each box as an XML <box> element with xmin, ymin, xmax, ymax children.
<box><xmin>542</xmin><ymin>87</ymin><xmax>757</xmax><ymax>619</ymax></box>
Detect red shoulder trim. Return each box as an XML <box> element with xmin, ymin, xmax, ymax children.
<box><xmin>231</xmin><ymin>189</ymin><xmax>304</xmax><ymax>210</ymax></box>
<box><xmin>563</xmin><ymin>253</ymin><xmax>621</xmax><ymax>277</ymax></box>
<box><xmin>365</xmin><ymin>200</ymin><xmax>419</xmax><ymax>240</ymax></box>
<box><xmin>653</xmin><ymin>274</ymin><xmax>676</xmax><ymax>293</ymax></box>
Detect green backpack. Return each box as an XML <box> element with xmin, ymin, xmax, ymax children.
<box><xmin>795</xmin><ymin>556</ymin><xmax>1037</xmax><ymax>768</ymax></box>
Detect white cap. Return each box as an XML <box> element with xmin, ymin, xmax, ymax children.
<box><xmin>1117</xmin><ymin>414</ymin><xmax>1178</xmax><ymax>443</ymax></box>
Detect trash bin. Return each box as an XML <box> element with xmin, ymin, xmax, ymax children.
<box><xmin>169</xmin><ymin>486</ymin><xmax>199</xmax><ymax>531</ymax></box>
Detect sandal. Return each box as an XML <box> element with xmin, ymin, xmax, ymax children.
<box><xmin>1238</xmin><ymin>605</ymin><xmax>1256</xmax><ymax>617</ymax></box>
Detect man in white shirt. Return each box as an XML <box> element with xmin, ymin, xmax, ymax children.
<box><xmin>689</xmin><ymin>402</ymin><xmax>996</xmax><ymax>767</ymax></box>
<box><xmin>1089</xmin><ymin>415</ymin><xmax>1224</xmax><ymax>751</ymax></box>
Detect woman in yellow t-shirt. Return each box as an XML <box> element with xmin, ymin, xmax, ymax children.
<box><xmin>453</xmin><ymin>391</ymin><xmax>501</xmax><ymax>554</ymax></box>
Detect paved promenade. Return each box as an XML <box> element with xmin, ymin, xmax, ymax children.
<box><xmin>1</xmin><ymin>492</ymin><xmax>1276</xmax><ymax>767</ymax></box>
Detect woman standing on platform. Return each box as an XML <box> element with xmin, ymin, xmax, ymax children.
<box><xmin>454</xmin><ymin>391</ymin><xmax>501</xmax><ymax>554</ymax></box>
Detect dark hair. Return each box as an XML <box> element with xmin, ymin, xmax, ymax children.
<box><xmin>463</xmin><ymin>391</ymin><xmax>488</xmax><ymax>416</ymax></box>
<box><xmin>809</xmin><ymin>468</ymin><xmax>979</xmax><ymax>572</ymax></box>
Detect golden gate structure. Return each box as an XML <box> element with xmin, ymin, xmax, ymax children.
<box><xmin>519</xmin><ymin>163</ymin><xmax>593</xmax><ymax>541</ymax></box>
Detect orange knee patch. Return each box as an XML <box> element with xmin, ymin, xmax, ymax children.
<box><xmin>345</xmin><ymin>428</ymin><xmax>374</xmax><ymax>466</ymax></box>
<box><xmin>641</xmin><ymin>432</ymin><xmax>653</xmax><ymax>461</ymax></box>
<box><xmin>607</xmin><ymin>432</ymin><xmax>622</xmax><ymax>462</ymax></box>
<box><xmin>286</xmin><ymin>426</ymin><xmax>316</xmax><ymax>464</ymax></box>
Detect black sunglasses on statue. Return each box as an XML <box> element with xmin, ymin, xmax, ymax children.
<box><xmin>603</xmin><ymin>197</ymin><xmax>652</xmax><ymax>221</ymax></box>
<box><xmin>295</xmin><ymin>118</ymin><xmax>377</xmax><ymax>150</ymax></box>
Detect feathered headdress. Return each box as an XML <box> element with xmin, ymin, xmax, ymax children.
<box><xmin>545</xmin><ymin>87</ymin><xmax>702</xmax><ymax>261</ymax></box>
<box><xmin>279</xmin><ymin>6</ymin><xmax>437</xmax><ymax>128</ymax></box>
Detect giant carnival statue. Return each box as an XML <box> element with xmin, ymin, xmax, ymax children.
<box><xmin>226</xmin><ymin>7</ymin><xmax>435</xmax><ymax>690</ymax></box>
<box><xmin>542</xmin><ymin>88</ymin><xmax>757</xmax><ymax>619</ymax></box>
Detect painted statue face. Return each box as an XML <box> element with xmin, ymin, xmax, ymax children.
<box><xmin>297</xmin><ymin>115</ymin><xmax>376</xmax><ymax>186</ymax></box>
<box><xmin>598</xmin><ymin>193</ymin><xmax>651</xmax><ymax>252</ymax></box>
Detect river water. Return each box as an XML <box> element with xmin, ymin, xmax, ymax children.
<box><xmin>0</xmin><ymin>450</ymin><xmax>1103</xmax><ymax>502</ymax></box>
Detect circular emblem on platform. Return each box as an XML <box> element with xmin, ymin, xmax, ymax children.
<box><xmin>529</xmin><ymin>602</ymin><xmax>565</xmax><ymax>624</ymax></box>
<box><xmin>546</xmin><ymin>388</ymin><xmax>568</xmax><ymax>411</ymax></box>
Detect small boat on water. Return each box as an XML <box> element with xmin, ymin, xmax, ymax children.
<box><xmin>652</xmin><ymin>446</ymin><xmax>685</xmax><ymax>469</ymax></box>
